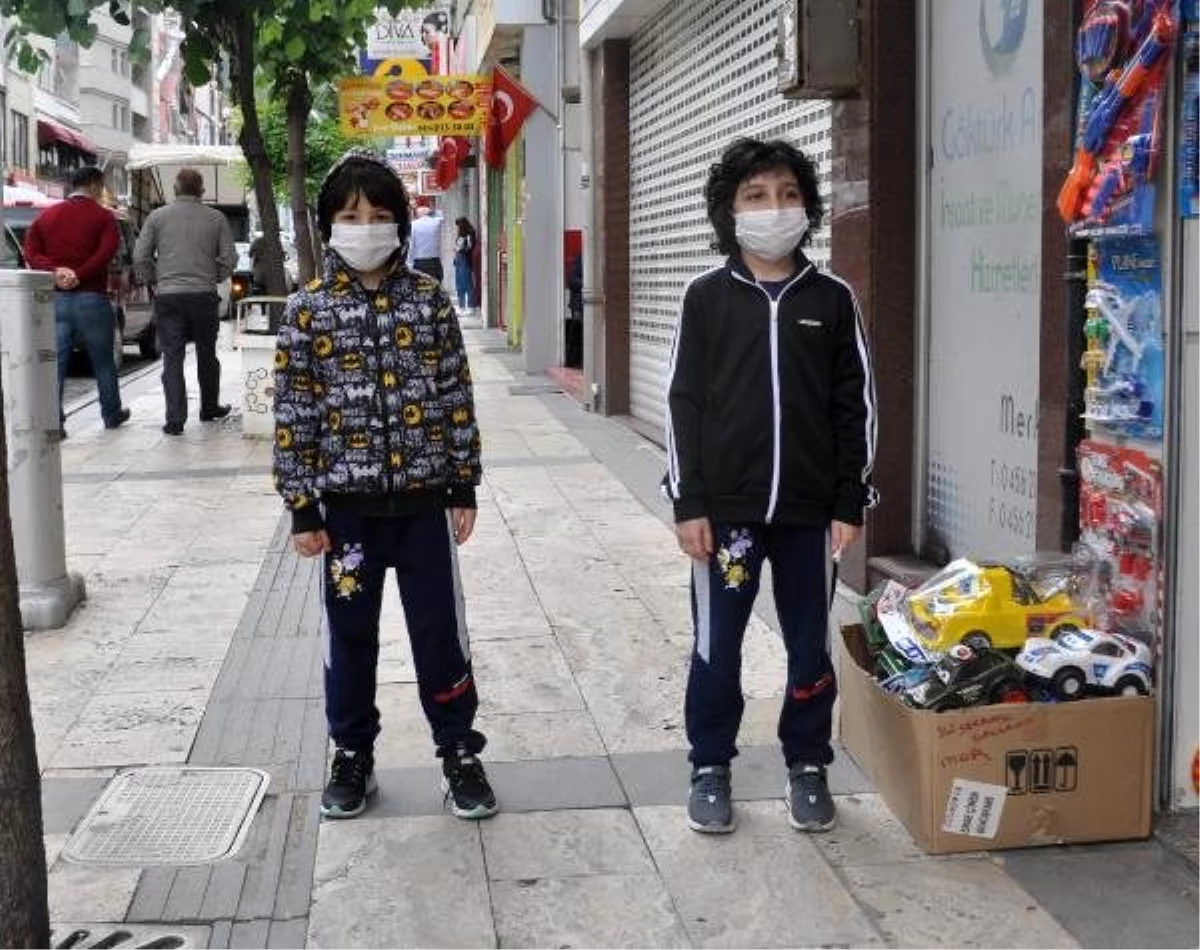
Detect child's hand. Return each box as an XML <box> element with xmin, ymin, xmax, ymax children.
<box><xmin>830</xmin><ymin>520</ymin><xmax>860</xmax><ymax>560</ymax></box>
<box><xmin>450</xmin><ymin>507</ymin><xmax>476</xmax><ymax>544</ymax></box>
<box><xmin>675</xmin><ymin>517</ymin><xmax>713</xmax><ymax>561</ymax></box>
<box><xmin>293</xmin><ymin>530</ymin><xmax>332</xmax><ymax>557</ymax></box>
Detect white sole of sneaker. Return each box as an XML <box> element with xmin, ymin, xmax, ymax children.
<box><xmin>440</xmin><ymin>776</ymin><xmax>498</xmax><ymax>819</ymax></box>
<box><xmin>687</xmin><ymin>816</ymin><xmax>737</xmax><ymax>834</ymax></box>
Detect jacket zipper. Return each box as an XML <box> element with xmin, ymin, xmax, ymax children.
<box><xmin>367</xmin><ymin>292</ymin><xmax>394</xmax><ymax>492</ymax></box>
<box><xmin>731</xmin><ymin>264</ymin><xmax>813</xmax><ymax>523</ymax></box>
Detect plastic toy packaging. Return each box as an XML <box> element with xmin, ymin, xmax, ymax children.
<box><xmin>1059</xmin><ymin>0</ymin><xmax>1178</xmax><ymax>234</ymax></box>
<box><xmin>1180</xmin><ymin>21</ymin><xmax>1198</xmax><ymax>217</ymax></box>
<box><xmin>1080</xmin><ymin>236</ymin><xmax>1164</xmax><ymax>438</ymax></box>
<box><xmin>861</xmin><ymin>553</ymin><xmax>1098</xmax><ymax>666</ymax></box>
<box><xmin>1076</xmin><ymin>439</ymin><xmax>1163</xmax><ymax>640</ymax></box>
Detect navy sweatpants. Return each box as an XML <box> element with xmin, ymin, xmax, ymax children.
<box><xmin>685</xmin><ymin>523</ymin><xmax>836</xmax><ymax>768</ymax></box>
<box><xmin>321</xmin><ymin>505</ymin><xmax>485</xmax><ymax>757</ymax></box>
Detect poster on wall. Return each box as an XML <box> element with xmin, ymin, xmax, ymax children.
<box><xmin>925</xmin><ymin>0</ymin><xmax>1044</xmax><ymax>559</ymax></box>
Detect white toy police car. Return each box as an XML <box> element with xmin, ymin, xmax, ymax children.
<box><xmin>1015</xmin><ymin>628</ymin><xmax>1153</xmax><ymax>700</ymax></box>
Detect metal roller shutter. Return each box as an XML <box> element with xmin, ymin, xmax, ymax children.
<box><xmin>627</xmin><ymin>0</ymin><xmax>832</xmax><ymax>435</ymax></box>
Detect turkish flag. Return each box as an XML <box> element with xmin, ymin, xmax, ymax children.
<box><xmin>434</xmin><ymin>136</ymin><xmax>472</xmax><ymax>190</ymax></box>
<box><xmin>484</xmin><ymin>66</ymin><xmax>538</xmax><ymax>170</ymax></box>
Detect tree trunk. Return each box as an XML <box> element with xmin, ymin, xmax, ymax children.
<box><xmin>285</xmin><ymin>75</ymin><xmax>317</xmax><ymax>285</ymax></box>
<box><xmin>0</xmin><ymin>369</ymin><xmax>50</xmax><ymax>947</ymax></box>
<box><xmin>231</xmin><ymin>11</ymin><xmax>287</xmax><ymax>330</ymax></box>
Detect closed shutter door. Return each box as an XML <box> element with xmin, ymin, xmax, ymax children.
<box><xmin>627</xmin><ymin>0</ymin><xmax>832</xmax><ymax>435</ymax></box>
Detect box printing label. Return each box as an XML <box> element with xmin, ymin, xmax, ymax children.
<box><xmin>941</xmin><ymin>779</ymin><xmax>1007</xmax><ymax>838</ymax></box>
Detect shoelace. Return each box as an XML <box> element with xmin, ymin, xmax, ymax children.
<box><xmin>792</xmin><ymin>767</ymin><xmax>827</xmax><ymax>804</ymax></box>
<box><xmin>331</xmin><ymin>751</ymin><xmax>370</xmax><ymax>787</ymax></box>
<box><xmin>446</xmin><ymin>754</ymin><xmax>490</xmax><ymax>798</ymax></box>
<box><xmin>692</xmin><ymin>768</ymin><xmax>728</xmax><ymax>803</ymax></box>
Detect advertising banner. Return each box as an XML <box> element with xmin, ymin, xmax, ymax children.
<box><xmin>925</xmin><ymin>0</ymin><xmax>1044</xmax><ymax>558</ymax></box>
<box><xmin>361</xmin><ymin>5</ymin><xmax>449</xmax><ymax>76</ymax></box>
<box><xmin>339</xmin><ymin>74</ymin><xmax>490</xmax><ymax>138</ymax></box>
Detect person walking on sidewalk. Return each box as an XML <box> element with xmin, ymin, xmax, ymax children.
<box><xmin>407</xmin><ymin>202</ymin><xmax>444</xmax><ymax>281</ymax></box>
<box><xmin>273</xmin><ymin>149</ymin><xmax>496</xmax><ymax>822</ymax></box>
<box><xmin>133</xmin><ymin>167</ymin><xmax>236</xmax><ymax>436</ymax></box>
<box><xmin>664</xmin><ymin>137</ymin><xmax>878</xmax><ymax>835</ymax></box>
<box><xmin>22</xmin><ymin>165</ymin><xmax>130</xmax><ymax>435</ymax></box>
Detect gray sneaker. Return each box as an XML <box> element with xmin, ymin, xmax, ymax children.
<box><xmin>687</xmin><ymin>765</ymin><xmax>735</xmax><ymax>833</ymax></box>
<box><xmin>787</xmin><ymin>763</ymin><xmax>837</xmax><ymax>832</ymax></box>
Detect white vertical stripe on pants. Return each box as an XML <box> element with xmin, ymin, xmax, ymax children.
<box><xmin>445</xmin><ymin>511</ymin><xmax>471</xmax><ymax>663</ymax></box>
<box><xmin>693</xmin><ymin>557</ymin><xmax>712</xmax><ymax>663</ymax></box>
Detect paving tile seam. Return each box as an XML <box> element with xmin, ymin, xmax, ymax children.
<box><xmin>64</xmin><ymin>465</ymin><xmax>274</xmax><ymax>484</ymax></box>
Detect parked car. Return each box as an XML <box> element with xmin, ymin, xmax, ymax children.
<box><xmin>1015</xmin><ymin>628</ymin><xmax>1153</xmax><ymax>700</ymax></box>
<box><xmin>4</xmin><ymin>203</ymin><xmax>157</xmax><ymax>367</ymax></box>
<box><xmin>904</xmin><ymin>558</ymin><xmax>1089</xmax><ymax>654</ymax></box>
<box><xmin>902</xmin><ymin>643</ymin><xmax>1030</xmax><ymax>712</ymax></box>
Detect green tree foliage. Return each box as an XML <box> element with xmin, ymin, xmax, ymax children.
<box><xmin>258</xmin><ymin>97</ymin><xmax>352</xmax><ymax>205</ymax></box>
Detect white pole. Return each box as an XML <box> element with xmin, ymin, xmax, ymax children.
<box><xmin>0</xmin><ymin>270</ymin><xmax>86</xmax><ymax>629</ymax></box>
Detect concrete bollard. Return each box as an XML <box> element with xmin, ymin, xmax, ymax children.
<box><xmin>0</xmin><ymin>270</ymin><xmax>86</xmax><ymax>629</ymax></box>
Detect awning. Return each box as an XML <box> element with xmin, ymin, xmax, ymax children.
<box><xmin>36</xmin><ymin>118</ymin><xmax>97</xmax><ymax>155</ymax></box>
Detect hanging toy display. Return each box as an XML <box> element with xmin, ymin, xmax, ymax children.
<box><xmin>1080</xmin><ymin>236</ymin><xmax>1164</xmax><ymax>439</ymax></box>
<box><xmin>1058</xmin><ymin>0</ymin><xmax>1178</xmax><ymax>235</ymax></box>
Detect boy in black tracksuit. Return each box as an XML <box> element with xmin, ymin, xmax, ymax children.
<box><xmin>665</xmin><ymin>138</ymin><xmax>877</xmax><ymax>834</ymax></box>
<box><xmin>273</xmin><ymin>149</ymin><xmax>495</xmax><ymax>821</ymax></box>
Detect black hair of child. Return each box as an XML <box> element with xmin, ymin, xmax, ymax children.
<box><xmin>703</xmin><ymin>138</ymin><xmax>823</xmax><ymax>257</ymax></box>
<box><xmin>317</xmin><ymin>155</ymin><xmax>412</xmax><ymax>245</ymax></box>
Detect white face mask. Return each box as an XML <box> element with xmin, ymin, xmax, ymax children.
<box><xmin>734</xmin><ymin>207</ymin><xmax>809</xmax><ymax>262</ymax></box>
<box><xmin>328</xmin><ymin>222</ymin><xmax>400</xmax><ymax>272</ymax></box>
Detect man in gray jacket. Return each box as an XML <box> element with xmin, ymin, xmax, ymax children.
<box><xmin>134</xmin><ymin>167</ymin><xmax>236</xmax><ymax>435</ymax></box>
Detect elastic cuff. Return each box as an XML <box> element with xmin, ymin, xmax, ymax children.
<box><xmin>673</xmin><ymin>498</ymin><xmax>707</xmax><ymax>523</ymax></box>
<box><xmin>291</xmin><ymin>506</ymin><xmax>325</xmax><ymax>534</ymax></box>
<box><xmin>447</xmin><ymin>486</ymin><xmax>477</xmax><ymax>509</ymax></box>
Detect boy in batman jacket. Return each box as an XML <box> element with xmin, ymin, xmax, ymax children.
<box><xmin>664</xmin><ymin>138</ymin><xmax>878</xmax><ymax>835</ymax></box>
<box><xmin>273</xmin><ymin>149</ymin><xmax>495</xmax><ymax>823</ymax></box>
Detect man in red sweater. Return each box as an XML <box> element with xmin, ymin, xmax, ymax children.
<box><xmin>23</xmin><ymin>165</ymin><xmax>130</xmax><ymax>434</ymax></box>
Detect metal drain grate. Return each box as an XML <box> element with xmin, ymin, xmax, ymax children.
<box><xmin>62</xmin><ymin>767</ymin><xmax>269</xmax><ymax>866</ymax></box>
<box><xmin>50</xmin><ymin>923</ymin><xmax>210</xmax><ymax>948</ymax></box>
<box><xmin>508</xmin><ymin>382</ymin><xmax>562</xmax><ymax>395</ymax></box>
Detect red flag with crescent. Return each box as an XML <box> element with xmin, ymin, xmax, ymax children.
<box><xmin>484</xmin><ymin>65</ymin><xmax>538</xmax><ymax>169</ymax></box>
<box><xmin>435</xmin><ymin>136</ymin><xmax>471</xmax><ymax>189</ymax></box>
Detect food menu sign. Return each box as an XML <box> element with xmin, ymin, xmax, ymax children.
<box><xmin>339</xmin><ymin>74</ymin><xmax>490</xmax><ymax>137</ymax></box>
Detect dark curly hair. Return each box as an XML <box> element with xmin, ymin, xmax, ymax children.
<box><xmin>704</xmin><ymin>138</ymin><xmax>823</xmax><ymax>256</ymax></box>
<box><xmin>316</xmin><ymin>150</ymin><xmax>411</xmax><ymax>245</ymax></box>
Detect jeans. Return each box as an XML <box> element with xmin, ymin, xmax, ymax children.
<box><xmin>453</xmin><ymin>254</ymin><xmax>473</xmax><ymax>309</ymax></box>
<box><xmin>55</xmin><ymin>291</ymin><xmax>122</xmax><ymax>425</ymax></box>
<box><xmin>155</xmin><ymin>292</ymin><xmax>221</xmax><ymax>425</ymax></box>
<box><xmin>685</xmin><ymin>523</ymin><xmax>837</xmax><ymax>768</ymax></box>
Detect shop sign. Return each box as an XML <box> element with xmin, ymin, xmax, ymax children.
<box><xmin>339</xmin><ymin>74</ymin><xmax>491</xmax><ymax>137</ymax></box>
<box><xmin>924</xmin><ymin>0</ymin><xmax>1044</xmax><ymax>557</ymax></box>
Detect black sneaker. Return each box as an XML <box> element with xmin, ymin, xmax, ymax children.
<box><xmin>687</xmin><ymin>765</ymin><xmax>735</xmax><ymax>833</ymax></box>
<box><xmin>321</xmin><ymin>747</ymin><xmax>377</xmax><ymax>819</ymax></box>
<box><xmin>441</xmin><ymin>746</ymin><xmax>497</xmax><ymax>819</ymax></box>
<box><xmin>787</xmin><ymin>763</ymin><xmax>836</xmax><ymax>832</ymax></box>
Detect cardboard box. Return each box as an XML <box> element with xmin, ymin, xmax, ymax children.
<box><xmin>837</xmin><ymin>624</ymin><xmax>1154</xmax><ymax>854</ymax></box>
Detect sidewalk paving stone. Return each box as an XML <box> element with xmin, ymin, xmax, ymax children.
<box><xmin>31</xmin><ymin>324</ymin><xmax>1197</xmax><ymax>950</ymax></box>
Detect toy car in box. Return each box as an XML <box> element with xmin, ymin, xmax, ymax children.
<box><xmin>1015</xmin><ymin>627</ymin><xmax>1153</xmax><ymax>700</ymax></box>
<box><xmin>901</xmin><ymin>643</ymin><xmax>1029</xmax><ymax>712</ymax></box>
<box><xmin>895</xmin><ymin>557</ymin><xmax>1090</xmax><ymax>655</ymax></box>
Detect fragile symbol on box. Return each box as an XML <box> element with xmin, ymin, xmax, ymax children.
<box><xmin>1006</xmin><ymin>746</ymin><xmax>1078</xmax><ymax>795</ymax></box>
<box><xmin>941</xmin><ymin>779</ymin><xmax>1007</xmax><ymax>839</ymax></box>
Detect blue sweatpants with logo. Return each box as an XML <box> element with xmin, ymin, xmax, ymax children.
<box><xmin>321</xmin><ymin>505</ymin><xmax>485</xmax><ymax>757</ymax></box>
<box><xmin>685</xmin><ymin>523</ymin><xmax>836</xmax><ymax>768</ymax></box>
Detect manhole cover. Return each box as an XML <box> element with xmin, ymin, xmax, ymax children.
<box><xmin>62</xmin><ymin>767</ymin><xmax>269</xmax><ymax>866</ymax></box>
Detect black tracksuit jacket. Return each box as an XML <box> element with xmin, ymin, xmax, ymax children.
<box><xmin>664</xmin><ymin>253</ymin><xmax>878</xmax><ymax>527</ymax></box>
